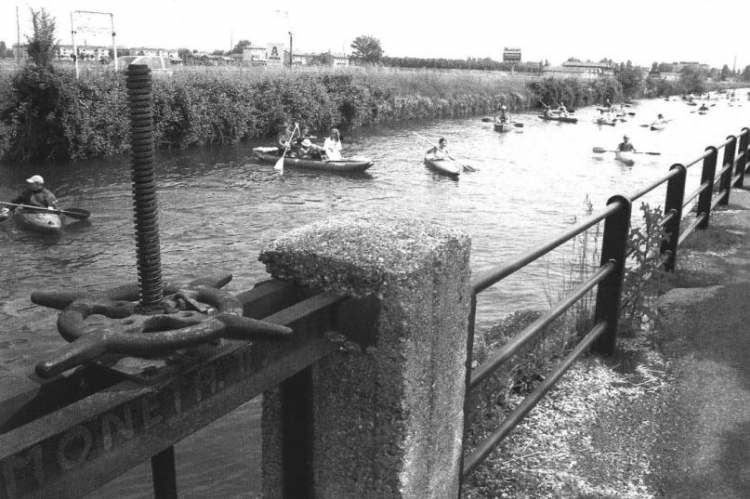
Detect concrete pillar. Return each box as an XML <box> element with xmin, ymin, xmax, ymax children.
<box><xmin>259</xmin><ymin>213</ymin><xmax>471</xmax><ymax>499</ymax></box>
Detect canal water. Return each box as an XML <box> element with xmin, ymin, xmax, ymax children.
<box><xmin>1</xmin><ymin>94</ymin><xmax>748</xmax><ymax>498</ymax></box>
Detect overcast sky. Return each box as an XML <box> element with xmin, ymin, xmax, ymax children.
<box><xmin>2</xmin><ymin>0</ymin><xmax>749</xmax><ymax>70</ymax></box>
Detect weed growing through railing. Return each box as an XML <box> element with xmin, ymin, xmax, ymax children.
<box><xmin>548</xmin><ymin>195</ymin><xmax>601</xmax><ymax>335</ymax></box>
<box><xmin>620</xmin><ymin>202</ymin><xmax>668</xmax><ymax>334</ymax></box>
<box><xmin>466</xmin><ymin>197</ymin><xmax>601</xmax><ymax>446</ymax></box>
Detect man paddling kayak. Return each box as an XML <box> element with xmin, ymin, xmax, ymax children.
<box><xmin>496</xmin><ymin>104</ymin><xmax>510</xmax><ymax>124</ymax></box>
<box><xmin>10</xmin><ymin>175</ymin><xmax>58</xmax><ymax>210</ymax></box>
<box><xmin>616</xmin><ymin>135</ymin><xmax>636</xmax><ymax>153</ymax></box>
<box><xmin>651</xmin><ymin>114</ymin><xmax>668</xmax><ymax>128</ymax></box>
<box><xmin>425</xmin><ymin>137</ymin><xmax>450</xmax><ymax>159</ymax></box>
<box><xmin>557</xmin><ymin>102</ymin><xmax>570</xmax><ymax>118</ymax></box>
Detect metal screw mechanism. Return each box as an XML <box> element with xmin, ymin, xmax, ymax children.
<box><xmin>127</xmin><ymin>64</ymin><xmax>162</xmax><ymax>307</ymax></box>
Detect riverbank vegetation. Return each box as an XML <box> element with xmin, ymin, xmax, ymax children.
<box><xmin>0</xmin><ymin>63</ymin><xmax>636</xmax><ymax>163</ymax></box>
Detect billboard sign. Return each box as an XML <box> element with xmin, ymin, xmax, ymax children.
<box><xmin>266</xmin><ymin>43</ymin><xmax>284</xmax><ymax>67</ymax></box>
<box><xmin>503</xmin><ymin>48</ymin><xmax>522</xmax><ymax>63</ymax></box>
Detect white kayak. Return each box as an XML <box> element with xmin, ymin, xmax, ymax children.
<box><xmin>615</xmin><ymin>151</ymin><xmax>635</xmax><ymax>166</ymax></box>
<box><xmin>423</xmin><ymin>155</ymin><xmax>461</xmax><ymax>177</ymax></box>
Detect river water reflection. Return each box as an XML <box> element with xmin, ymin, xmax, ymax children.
<box><xmin>1</xmin><ymin>94</ymin><xmax>748</xmax><ymax>497</ymax></box>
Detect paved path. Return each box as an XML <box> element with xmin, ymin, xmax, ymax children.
<box><xmin>654</xmin><ymin>178</ymin><xmax>750</xmax><ymax>498</ymax></box>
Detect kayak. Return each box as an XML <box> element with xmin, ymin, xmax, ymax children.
<box><xmin>423</xmin><ymin>155</ymin><xmax>461</xmax><ymax>177</ymax></box>
<box><xmin>493</xmin><ymin>122</ymin><xmax>512</xmax><ymax>133</ymax></box>
<box><xmin>538</xmin><ymin>114</ymin><xmax>578</xmax><ymax>124</ymax></box>
<box><xmin>698</xmin><ymin>110</ymin><xmax>708</xmax><ymax>115</ymax></box>
<box><xmin>252</xmin><ymin>147</ymin><xmax>374</xmax><ymax>173</ymax></box>
<box><xmin>615</xmin><ymin>151</ymin><xmax>635</xmax><ymax>166</ymax></box>
<box><xmin>14</xmin><ymin>209</ymin><xmax>63</xmax><ymax>235</ymax></box>
<box><xmin>594</xmin><ymin>118</ymin><xmax>616</xmax><ymax>126</ymax></box>
<box><xmin>650</xmin><ymin>123</ymin><xmax>667</xmax><ymax>131</ymax></box>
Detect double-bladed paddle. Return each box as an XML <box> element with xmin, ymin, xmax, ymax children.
<box><xmin>412</xmin><ymin>132</ymin><xmax>477</xmax><ymax>172</ymax></box>
<box><xmin>0</xmin><ymin>201</ymin><xmax>91</xmax><ymax>220</ymax></box>
<box><xmin>592</xmin><ymin>147</ymin><xmax>661</xmax><ymax>155</ymax></box>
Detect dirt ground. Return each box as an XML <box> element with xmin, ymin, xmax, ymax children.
<box><xmin>647</xmin><ymin>183</ymin><xmax>750</xmax><ymax>499</ymax></box>
<box><xmin>605</xmin><ymin>182</ymin><xmax>750</xmax><ymax>499</ymax></box>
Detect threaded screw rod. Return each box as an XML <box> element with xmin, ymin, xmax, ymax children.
<box><xmin>126</xmin><ymin>64</ymin><xmax>163</xmax><ymax>307</ymax></box>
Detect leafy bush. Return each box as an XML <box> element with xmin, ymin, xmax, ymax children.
<box><xmin>0</xmin><ymin>66</ymin><xmax>538</xmax><ymax>163</ymax></box>
<box><xmin>620</xmin><ymin>202</ymin><xmax>668</xmax><ymax>333</ymax></box>
<box><xmin>528</xmin><ymin>76</ymin><xmax>624</xmax><ymax>108</ymax></box>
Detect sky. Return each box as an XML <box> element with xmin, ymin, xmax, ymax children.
<box><xmin>2</xmin><ymin>0</ymin><xmax>750</xmax><ymax>70</ymax></box>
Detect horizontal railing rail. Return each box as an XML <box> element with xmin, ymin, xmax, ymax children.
<box><xmin>460</xmin><ymin>124</ymin><xmax>750</xmax><ymax>485</ymax></box>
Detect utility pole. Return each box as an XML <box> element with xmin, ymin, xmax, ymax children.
<box><xmin>288</xmin><ymin>31</ymin><xmax>293</xmax><ymax>70</ymax></box>
<box><xmin>16</xmin><ymin>6</ymin><xmax>21</xmax><ymax>65</ymax></box>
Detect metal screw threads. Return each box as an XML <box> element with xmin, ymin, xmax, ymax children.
<box><xmin>126</xmin><ymin>64</ymin><xmax>163</xmax><ymax>307</ymax></box>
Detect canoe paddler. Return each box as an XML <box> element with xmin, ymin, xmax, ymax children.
<box><xmin>425</xmin><ymin>138</ymin><xmax>450</xmax><ymax>160</ymax></box>
<box><xmin>616</xmin><ymin>135</ymin><xmax>636</xmax><ymax>153</ymax></box>
<box><xmin>496</xmin><ymin>104</ymin><xmax>510</xmax><ymax>124</ymax></box>
<box><xmin>10</xmin><ymin>175</ymin><xmax>58</xmax><ymax>210</ymax></box>
<box><xmin>651</xmin><ymin>114</ymin><xmax>668</xmax><ymax>127</ymax></box>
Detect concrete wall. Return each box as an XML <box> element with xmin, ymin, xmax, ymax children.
<box><xmin>259</xmin><ymin>212</ymin><xmax>471</xmax><ymax>498</ymax></box>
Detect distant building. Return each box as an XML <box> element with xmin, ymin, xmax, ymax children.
<box><xmin>288</xmin><ymin>52</ymin><xmax>315</xmax><ymax>66</ymax></box>
<box><xmin>242</xmin><ymin>45</ymin><xmax>268</xmax><ymax>66</ymax></box>
<box><xmin>672</xmin><ymin>61</ymin><xmax>710</xmax><ymax>73</ymax></box>
<box><xmin>543</xmin><ymin>61</ymin><xmax>614</xmax><ymax>79</ymax></box>
<box><xmin>503</xmin><ymin>48</ymin><xmax>522</xmax><ymax>63</ymax></box>
<box><xmin>241</xmin><ymin>43</ymin><xmax>350</xmax><ymax>68</ymax></box>
<box><xmin>132</xmin><ymin>48</ymin><xmax>178</xmax><ymax>59</ymax></box>
<box><xmin>330</xmin><ymin>53</ymin><xmax>350</xmax><ymax>67</ymax></box>
<box><xmin>52</xmin><ymin>44</ymin><xmax>109</xmax><ymax>61</ymax></box>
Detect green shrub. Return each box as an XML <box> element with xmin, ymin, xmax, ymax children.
<box><xmin>0</xmin><ymin>66</ymin><xmax>540</xmax><ymax>163</ymax></box>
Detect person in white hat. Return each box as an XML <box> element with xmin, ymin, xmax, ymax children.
<box><xmin>10</xmin><ymin>175</ymin><xmax>58</xmax><ymax>210</ymax></box>
<box><xmin>496</xmin><ymin>103</ymin><xmax>510</xmax><ymax>124</ymax></box>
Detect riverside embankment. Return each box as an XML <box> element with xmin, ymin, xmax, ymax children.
<box><xmin>0</xmin><ymin>65</ymin><xmax>629</xmax><ymax>163</ymax></box>
<box><xmin>462</xmin><ymin>175</ymin><xmax>750</xmax><ymax>499</ymax></box>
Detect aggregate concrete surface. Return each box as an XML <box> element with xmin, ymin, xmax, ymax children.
<box><xmin>653</xmin><ymin>177</ymin><xmax>750</xmax><ymax>499</ymax></box>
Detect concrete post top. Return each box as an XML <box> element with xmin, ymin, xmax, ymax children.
<box><xmin>259</xmin><ymin>212</ymin><xmax>470</xmax><ymax>297</ymax></box>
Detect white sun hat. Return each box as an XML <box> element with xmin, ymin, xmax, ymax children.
<box><xmin>26</xmin><ymin>175</ymin><xmax>44</xmax><ymax>184</ymax></box>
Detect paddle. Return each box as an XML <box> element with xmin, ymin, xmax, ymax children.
<box><xmin>412</xmin><ymin>132</ymin><xmax>477</xmax><ymax>172</ymax></box>
<box><xmin>592</xmin><ymin>147</ymin><xmax>661</xmax><ymax>156</ymax></box>
<box><xmin>0</xmin><ymin>202</ymin><xmax>91</xmax><ymax>220</ymax></box>
<box><xmin>274</xmin><ymin>124</ymin><xmax>299</xmax><ymax>174</ymax></box>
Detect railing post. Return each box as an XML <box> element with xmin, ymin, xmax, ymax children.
<box><xmin>736</xmin><ymin>128</ymin><xmax>750</xmax><ymax>187</ymax></box>
<box><xmin>592</xmin><ymin>195</ymin><xmax>631</xmax><ymax>356</ymax></box>
<box><xmin>661</xmin><ymin>164</ymin><xmax>687</xmax><ymax>272</ymax></box>
<box><xmin>259</xmin><ymin>213</ymin><xmax>472</xmax><ymax>499</ymax></box>
<box><xmin>279</xmin><ymin>368</ymin><xmax>314</xmax><ymax>499</ymax></box>
<box><xmin>457</xmin><ymin>293</ymin><xmax>478</xmax><ymax>496</ymax></box>
<box><xmin>151</xmin><ymin>447</ymin><xmax>178</xmax><ymax>499</ymax></box>
<box><xmin>697</xmin><ymin>146</ymin><xmax>718</xmax><ymax>230</ymax></box>
<box><xmin>719</xmin><ymin>135</ymin><xmax>736</xmax><ymax>206</ymax></box>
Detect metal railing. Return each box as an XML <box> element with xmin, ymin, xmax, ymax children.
<box><xmin>460</xmin><ymin>125</ymin><xmax>750</xmax><ymax>480</ymax></box>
